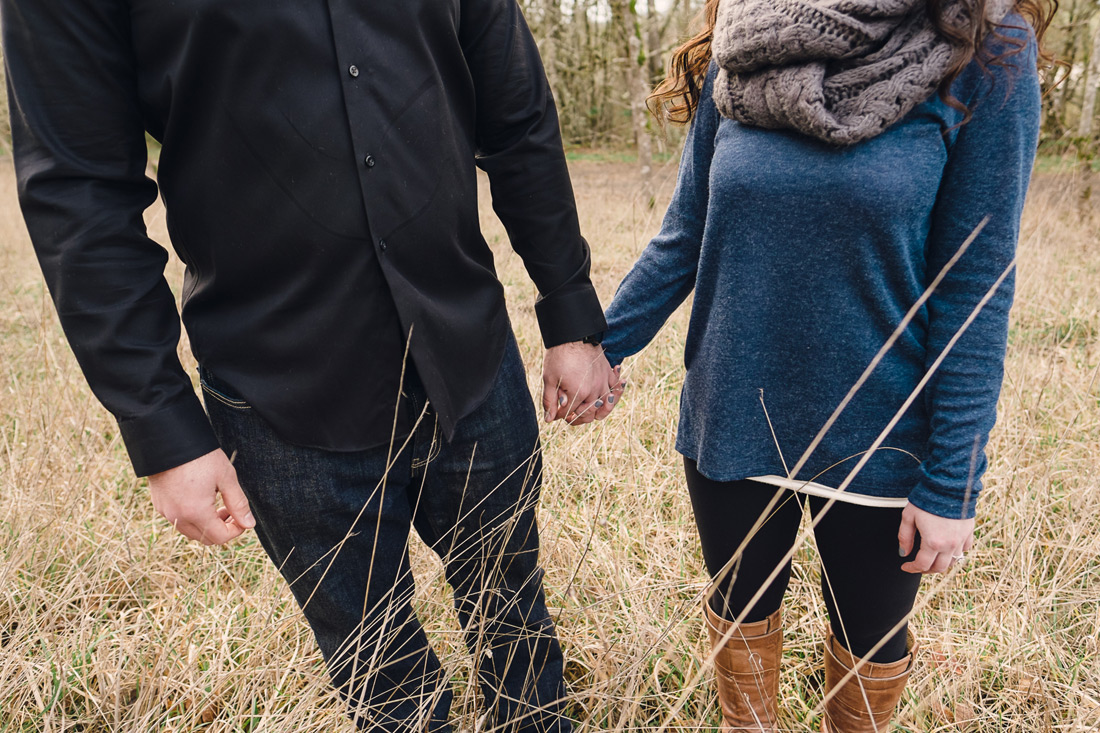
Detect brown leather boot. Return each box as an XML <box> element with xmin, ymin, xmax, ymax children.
<box><xmin>705</xmin><ymin>603</ymin><xmax>782</xmax><ymax>732</ymax></box>
<box><xmin>820</xmin><ymin>628</ymin><xmax>917</xmax><ymax>732</ymax></box>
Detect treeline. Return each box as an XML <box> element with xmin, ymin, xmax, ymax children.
<box><xmin>0</xmin><ymin>1</ymin><xmax>1098</xmax><ymax>160</ymax></box>
<box><xmin>522</xmin><ymin>0</ymin><xmax>1100</xmax><ymax>160</ymax></box>
<box><xmin>1041</xmin><ymin>0</ymin><xmax>1100</xmax><ymax>145</ymax></box>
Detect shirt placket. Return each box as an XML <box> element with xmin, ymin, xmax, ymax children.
<box><xmin>323</xmin><ymin>0</ymin><xmax>389</xmax><ymax>261</ymax></box>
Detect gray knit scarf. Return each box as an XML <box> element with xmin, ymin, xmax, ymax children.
<box><xmin>711</xmin><ymin>0</ymin><xmax>1013</xmax><ymax>145</ymax></box>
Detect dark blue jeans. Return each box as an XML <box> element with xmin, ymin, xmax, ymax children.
<box><xmin>201</xmin><ymin>338</ymin><xmax>570</xmax><ymax>732</ymax></box>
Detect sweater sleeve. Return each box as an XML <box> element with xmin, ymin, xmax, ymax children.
<box><xmin>601</xmin><ymin>67</ymin><xmax>721</xmax><ymax>367</ymax></box>
<box><xmin>908</xmin><ymin>28</ymin><xmax>1041</xmax><ymax>519</ymax></box>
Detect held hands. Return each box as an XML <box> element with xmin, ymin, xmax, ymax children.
<box><xmin>898</xmin><ymin>503</ymin><xmax>974</xmax><ymax>575</ymax></box>
<box><xmin>542</xmin><ymin>341</ymin><xmax>624</xmax><ymax>426</ymax></box>
<box><xmin>148</xmin><ymin>449</ymin><xmax>255</xmax><ymax>545</ymax></box>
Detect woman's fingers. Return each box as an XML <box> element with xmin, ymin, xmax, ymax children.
<box><xmin>902</xmin><ymin>545</ymin><xmax>955</xmax><ymax>574</ymax></box>
<box><xmin>554</xmin><ymin>363</ymin><xmax>624</xmax><ymax>426</ymax></box>
<box><xmin>931</xmin><ymin>552</ymin><xmax>955</xmax><ymax>574</ymax></box>
<box><xmin>566</xmin><ymin>396</ymin><xmax>599</xmax><ymax>424</ymax></box>
<box><xmin>897</xmin><ymin>508</ymin><xmax>917</xmax><ymax>558</ymax></box>
<box><xmin>544</xmin><ymin>352</ymin><xmax>627</xmax><ymax>426</ymax></box>
<box><xmin>543</xmin><ymin>342</ymin><xmax>612</xmax><ymax>424</ymax></box>
<box><xmin>594</xmin><ymin>364</ymin><xmax>624</xmax><ymax>420</ymax></box>
<box><xmin>902</xmin><ymin>547</ymin><xmax>934</xmax><ymax>574</ymax></box>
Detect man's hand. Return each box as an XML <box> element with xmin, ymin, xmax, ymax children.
<box><xmin>898</xmin><ymin>503</ymin><xmax>975</xmax><ymax>574</ymax></box>
<box><xmin>542</xmin><ymin>342</ymin><xmax>623</xmax><ymax>425</ymax></box>
<box><xmin>148</xmin><ymin>449</ymin><xmax>255</xmax><ymax>545</ymax></box>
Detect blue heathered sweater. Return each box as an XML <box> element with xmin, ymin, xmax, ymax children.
<box><xmin>603</xmin><ymin>24</ymin><xmax>1041</xmax><ymax>519</ymax></box>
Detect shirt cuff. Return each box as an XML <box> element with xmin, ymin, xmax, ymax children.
<box><xmin>534</xmin><ymin>283</ymin><xmax>608</xmax><ymax>348</ymax></box>
<box><xmin>117</xmin><ymin>396</ymin><xmax>222</xmax><ymax>477</ymax></box>
<box><xmin>907</xmin><ymin>477</ymin><xmax>981</xmax><ymax>520</ymax></box>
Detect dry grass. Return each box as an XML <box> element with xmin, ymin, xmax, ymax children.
<box><xmin>0</xmin><ymin>155</ymin><xmax>1097</xmax><ymax>732</ymax></box>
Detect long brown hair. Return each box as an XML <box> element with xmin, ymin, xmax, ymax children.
<box><xmin>648</xmin><ymin>0</ymin><xmax>1057</xmax><ymax>126</ymax></box>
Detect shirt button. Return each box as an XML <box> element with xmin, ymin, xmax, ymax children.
<box><xmin>348</xmin><ymin>65</ymin><xmax>360</xmax><ymax>78</ymax></box>
<box><xmin>379</xmin><ymin>239</ymin><xmax>387</xmax><ymax>252</ymax></box>
<box><xmin>364</xmin><ymin>155</ymin><xmax>376</xmax><ymax>168</ymax></box>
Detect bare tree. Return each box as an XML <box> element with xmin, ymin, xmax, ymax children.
<box><xmin>610</xmin><ymin>0</ymin><xmax>655</xmax><ymax>177</ymax></box>
<box><xmin>1077</xmin><ymin>18</ymin><xmax>1100</xmax><ymax>139</ymax></box>
<box><xmin>1</xmin><ymin>2</ymin><xmax>1096</xmax><ymax>154</ymax></box>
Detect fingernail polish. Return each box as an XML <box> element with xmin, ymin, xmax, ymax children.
<box><xmin>615</xmin><ymin>365</ymin><xmax>621</xmax><ymax>373</ymax></box>
<box><xmin>608</xmin><ymin>395</ymin><xmax>615</xmax><ymax>404</ymax></box>
<box><xmin>898</xmin><ymin>546</ymin><xmax>906</xmax><ymax>557</ymax></box>
<box><xmin>594</xmin><ymin>400</ymin><xmax>603</xmax><ymax>408</ymax></box>
<box><xmin>558</xmin><ymin>395</ymin><xmax>567</xmax><ymax>407</ymax></box>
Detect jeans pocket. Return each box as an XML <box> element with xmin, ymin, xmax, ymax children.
<box><xmin>199</xmin><ymin>367</ymin><xmax>252</xmax><ymax>411</ymax></box>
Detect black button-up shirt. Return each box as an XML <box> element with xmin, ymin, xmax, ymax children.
<box><xmin>3</xmin><ymin>0</ymin><xmax>606</xmax><ymax>476</ymax></box>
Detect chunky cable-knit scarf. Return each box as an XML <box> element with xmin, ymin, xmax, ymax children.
<box><xmin>712</xmin><ymin>0</ymin><xmax>1013</xmax><ymax>145</ymax></box>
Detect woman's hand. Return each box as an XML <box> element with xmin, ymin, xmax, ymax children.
<box><xmin>542</xmin><ymin>342</ymin><xmax>623</xmax><ymax>425</ymax></box>
<box><xmin>897</xmin><ymin>503</ymin><xmax>974</xmax><ymax>575</ymax></box>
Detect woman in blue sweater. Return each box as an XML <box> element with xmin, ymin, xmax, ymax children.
<box><xmin>601</xmin><ymin>0</ymin><xmax>1051</xmax><ymax>729</ymax></box>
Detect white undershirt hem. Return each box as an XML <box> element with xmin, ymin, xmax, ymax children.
<box><xmin>748</xmin><ymin>475</ymin><xmax>910</xmax><ymax>509</ymax></box>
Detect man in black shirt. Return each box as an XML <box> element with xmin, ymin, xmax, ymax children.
<box><xmin>3</xmin><ymin>0</ymin><xmax>620</xmax><ymax>730</ymax></box>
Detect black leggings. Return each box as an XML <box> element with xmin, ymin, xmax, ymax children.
<box><xmin>685</xmin><ymin>458</ymin><xmax>923</xmax><ymax>663</ymax></box>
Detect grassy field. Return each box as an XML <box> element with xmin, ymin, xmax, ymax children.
<box><xmin>1</xmin><ymin>156</ymin><xmax>1098</xmax><ymax>732</ymax></box>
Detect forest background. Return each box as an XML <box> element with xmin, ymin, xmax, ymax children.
<box><xmin>0</xmin><ymin>0</ymin><xmax>1098</xmax><ymax>159</ymax></box>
